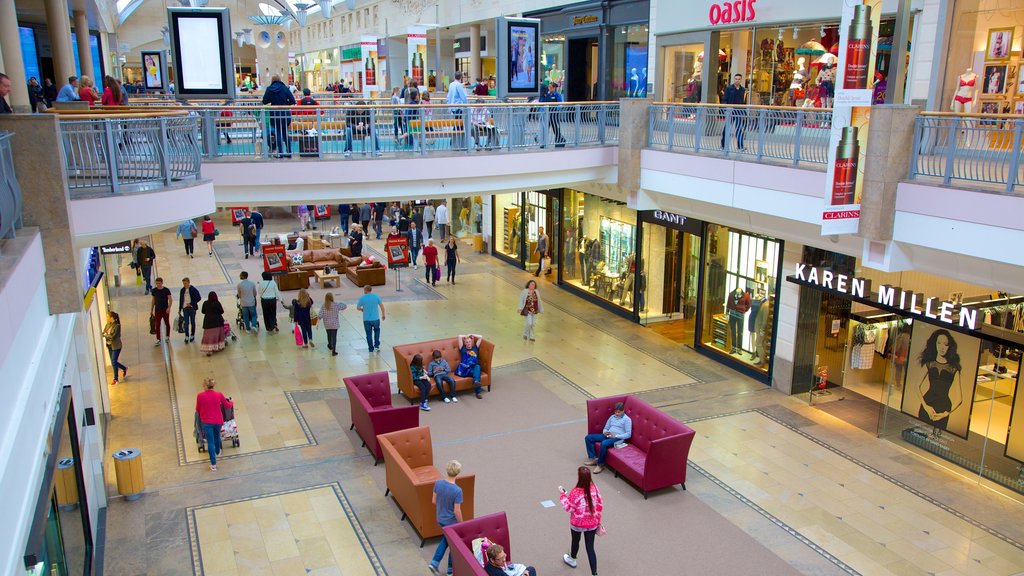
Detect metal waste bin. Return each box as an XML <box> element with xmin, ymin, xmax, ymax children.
<box><xmin>112</xmin><ymin>448</ymin><xmax>144</xmax><ymax>501</ymax></box>
<box><xmin>54</xmin><ymin>457</ymin><xmax>79</xmax><ymax>509</ymax></box>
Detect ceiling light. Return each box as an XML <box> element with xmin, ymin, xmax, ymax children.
<box><xmin>294</xmin><ymin>3</ymin><xmax>312</xmax><ymax>27</ymax></box>
<box><xmin>318</xmin><ymin>0</ymin><xmax>333</xmax><ymax>19</ymax></box>
<box><xmin>250</xmin><ymin>14</ymin><xmax>290</xmax><ymax>25</ymax></box>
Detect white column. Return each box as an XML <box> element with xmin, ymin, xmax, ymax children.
<box><xmin>44</xmin><ymin>0</ymin><xmax>76</xmax><ymax>86</ymax></box>
<box><xmin>0</xmin><ymin>0</ymin><xmax>31</xmax><ymax>112</ymax></box>
<box><xmin>469</xmin><ymin>24</ymin><xmax>481</xmax><ymax>82</ymax></box>
<box><xmin>74</xmin><ymin>11</ymin><xmax>95</xmax><ymax>81</ymax></box>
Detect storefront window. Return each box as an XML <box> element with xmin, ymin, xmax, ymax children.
<box><xmin>541</xmin><ymin>35</ymin><xmax>565</xmax><ymax>91</ymax></box>
<box><xmin>700</xmin><ymin>224</ymin><xmax>781</xmax><ymax>372</ymax></box>
<box><xmin>640</xmin><ymin>216</ymin><xmax>702</xmax><ymax>345</ymax></box>
<box><xmin>943</xmin><ymin>3</ymin><xmax>1023</xmax><ymax>115</ymax></box>
<box><xmin>661</xmin><ymin>43</ymin><xmax>703</xmax><ymax>102</ymax></box>
<box><xmin>561</xmin><ymin>189</ymin><xmax>636</xmax><ymax>312</ymax></box>
<box><xmin>609</xmin><ymin>24</ymin><xmax>650</xmax><ymax>99</ymax></box>
<box><xmin>450</xmin><ymin>196</ymin><xmax>483</xmax><ymax>239</ymax></box>
<box><xmin>493</xmin><ymin>193</ymin><xmax>523</xmax><ymax>261</ymax></box>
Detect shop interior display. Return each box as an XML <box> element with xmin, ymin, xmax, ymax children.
<box><xmin>975</xmin><ymin>26</ymin><xmax>1023</xmax><ymax>116</ymax></box>
<box><xmin>951</xmin><ymin>68</ymin><xmax>979</xmax><ymax>112</ymax></box>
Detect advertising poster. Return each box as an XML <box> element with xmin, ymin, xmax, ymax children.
<box><xmin>314</xmin><ymin>204</ymin><xmax>330</xmax><ymax>219</ymax></box>
<box><xmin>263</xmin><ymin>244</ymin><xmax>287</xmax><ymax>273</ymax></box>
<box><xmin>385</xmin><ymin>236</ymin><xmax>409</xmax><ymax>269</ymax></box>
<box><xmin>407</xmin><ymin>26</ymin><xmax>428</xmax><ymax>92</ymax></box>
<box><xmin>509</xmin><ymin>24</ymin><xmax>537</xmax><ymax>90</ymax></box>
<box><xmin>624</xmin><ymin>46</ymin><xmax>648</xmax><ymax>98</ymax></box>
<box><xmin>230</xmin><ymin>207</ymin><xmax>249</xmax><ymax>224</ymax></box>
<box><xmin>361</xmin><ymin>35</ymin><xmax>379</xmax><ymax>96</ymax></box>
<box><xmin>1005</xmin><ymin>357</ymin><xmax>1024</xmax><ymax>463</ymax></box>
<box><xmin>821</xmin><ymin>0</ymin><xmax>882</xmax><ymax>235</ymax></box>
<box><xmin>142</xmin><ymin>50</ymin><xmax>166</xmax><ymax>91</ymax></box>
<box><xmin>899</xmin><ymin>322</ymin><xmax>980</xmax><ymax>439</ymax></box>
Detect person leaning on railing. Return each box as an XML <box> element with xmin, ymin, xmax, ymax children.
<box><xmin>262</xmin><ymin>74</ymin><xmax>296</xmax><ymax>158</ymax></box>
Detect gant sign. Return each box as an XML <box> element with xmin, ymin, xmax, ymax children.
<box><xmin>709</xmin><ymin>0</ymin><xmax>757</xmax><ymax>25</ymax></box>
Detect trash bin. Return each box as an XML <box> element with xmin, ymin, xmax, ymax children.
<box><xmin>472</xmin><ymin>233</ymin><xmax>483</xmax><ymax>252</ymax></box>
<box><xmin>112</xmin><ymin>448</ymin><xmax>144</xmax><ymax>501</ymax></box>
<box><xmin>54</xmin><ymin>457</ymin><xmax>79</xmax><ymax>510</ymax></box>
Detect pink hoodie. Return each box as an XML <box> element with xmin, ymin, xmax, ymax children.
<box><xmin>560</xmin><ymin>485</ymin><xmax>603</xmax><ymax>530</ymax></box>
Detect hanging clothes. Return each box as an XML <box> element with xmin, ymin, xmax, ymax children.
<box><xmin>850</xmin><ymin>324</ymin><xmax>877</xmax><ymax>369</ymax></box>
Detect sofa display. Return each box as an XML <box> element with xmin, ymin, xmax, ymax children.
<box><xmin>286</xmin><ymin>248</ymin><xmax>352</xmax><ymax>274</ymax></box>
<box><xmin>343</xmin><ymin>371</ymin><xmax>419</xmax><ymax>464</ymax></box>
<box><xmin>443</xmin><ymin>512</ymin><xmax>513</xmax><ymax>576</ymax></box>
<box><xmin>274</xmin><ymin>270</ymin><xmax>310</xmax><ymax>291</ymax></box>
<box><xmin>586</xmin><ymin>394</ymin><xmax>695</xmax><ymax>498</ymax></box>
<box><xmin>393</xmin><ymin>337</ymin><xmax>495</xmax><ymax>402</ymax></box>
<box><xmin>345</xmin><ymin>260</ymin><xmax>386</xmax><ymax>287</ymax></box>
<box><xmin>377</xmin><ymin>426</ymin><xmax>475</xmax><ymax>546</ymax></box>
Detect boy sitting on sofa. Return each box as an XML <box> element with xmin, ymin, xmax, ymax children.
<box><xmin>428</xmin><ymin>350</ymin><xmax>458</xmax><ymax>403</ymax></box>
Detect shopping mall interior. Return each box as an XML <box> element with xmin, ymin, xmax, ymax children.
<box><xmin>2</xmin><ymin>0</ymin><xmax>1024</xmax><ymax>575</ymax></box>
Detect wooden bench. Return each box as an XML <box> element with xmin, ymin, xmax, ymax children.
<box><xmin>407</xmin><ymin>118</ymin><xmax>465</xmax><ymax>141</ymax></box>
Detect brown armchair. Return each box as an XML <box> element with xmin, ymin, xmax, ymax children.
<box><xmin>377</xmin><ymin>426</ymin><xmax>475</xmax><ymax>546</ymax></box>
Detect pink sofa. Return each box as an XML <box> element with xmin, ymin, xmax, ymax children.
<box><xmin>442</xmin><ymin>512</ymin><xmax>512</xmax><ymax>576</ymax></box>
<box><xmin>343</xmin><ymin>371</ymin><xmax>419</xmax><ymax>464</ymax></box>
<box><xmin>587</xmin><ymin>394</ymin><xmax>695</xmax><ymax>499</ymax></box>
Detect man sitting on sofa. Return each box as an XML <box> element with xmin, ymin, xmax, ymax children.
<box><xmin>584</xmin><ymin>402</ymin><xmax>631</xmax><ymax>474</ymax></box>
<box><xmin>484</xmin><ymin>543</ymin><xmax>536</xmax><ymax>576</ymax></box>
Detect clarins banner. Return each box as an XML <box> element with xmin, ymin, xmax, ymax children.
<box><xmin>407</xmin><ymin>26</ymin><xmax>428</xmax><ymax>93</ymax></box>
<box><xmin>361</xmin><ymin>35</ymin><xmax>379</xmax><ymax>96</ymax></box>
<box><xmin>821</xmin><ymin>0</ymin><xmax>882</xmax><ymax>235</ymax></box>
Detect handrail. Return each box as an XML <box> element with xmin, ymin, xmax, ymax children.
<box><xmin>58</xmin><ymin>115</ymin><xmax>203</xmax><ymax>196</ymax></box>
<box><xmin>651</xmin><ymin>101</ymin><xmax>834</xmax><ymax>112</ymax></box>
<box><xmin>0</xmin><ymin>132</ymin><xmax>24</xmax><ymax>245</ymax></box>
<box><xmin>648</xmin><ymin>103</ymin><xmax>830</xmax><ymax>166</ymax></box>
<box><xmin>909</xmin><ymin>114</ymin><xmax>1023</xmax><ymax>192</ymax></box>
<box><xmin>45</xmin><ymin>110</ymin><xmax>191</xmax><ymax>119</ymax></box>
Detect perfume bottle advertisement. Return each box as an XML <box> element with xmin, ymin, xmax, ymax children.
<box><xmin>821</xmin><ymin>0</ymin><xmax>882</xmax><ymax>235</ymax></box>
<box><xmin>361</xmin><ymin>35</ymin><xmax>380</xmax><ymax>95</ymax></box>
<box><xmin>407</xmin><ymin>26</ymin><xmax>429</xmax><ymax>92</ymax></box>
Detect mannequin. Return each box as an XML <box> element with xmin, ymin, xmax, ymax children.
<box><xmin>789</xmin><ymin>57</ymin><xmax>808</xmax><ymax>97</ymax></box>
<box><xmin>725</xmin><ymin>286</ymin><xmax>751</xmax><ymax>355</ymax></box>
<box><xmin>748</xmin><ymin>287</ymin><xmax>769</xmax><ymax>362</ymax></box>
<box><xmin>817</xmin><ymin>63</ymin><xmax>836</xmax><ymax>108</ymax></box>
<box><xmin>578</xmin><ymin>236</ymin><xmax>589</xmax><ymax>285</ymax></box>
<box><xmin>951</xmin><ymin>68</ymin><xmax>978</xmax><ymax>113</ymax></box>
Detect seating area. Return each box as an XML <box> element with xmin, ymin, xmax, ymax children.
<box><xmin>343</xmin><ymin>371</ymin><xmax>419</xmax><ymax>464</ymax></box>
<box><xmin>392</xmin><ymin>337</ymin><xmax>496</xmax><ymax>402</ymax></box>
<box><xmin>443</xmin><ymin>512</ymin><xmax>513</xmax><ymax>576</ymax></box>
<box><xmin>277</xmin><ymin>246</ymin><xmax>386</xmax><ymax>288</ymax></box>
<box><xmin>377</xmin><ymin>426</ymin><xmax>476</xmax><ymax>546</ymax></box>
<box><xmin>586</xmin><ymin>394</ymin><xmax>695</xmax><ymax>498</ymax></box>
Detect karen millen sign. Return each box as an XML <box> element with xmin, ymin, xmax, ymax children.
<box><xmin>792</xmin><ymin>264</ymin><xmax>978</xmax><ymax>331</ymax></box>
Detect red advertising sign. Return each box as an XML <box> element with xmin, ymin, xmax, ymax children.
<box><xmin>385</xmin><ymin>236</ymin><xmax>409</xmax><ymax>268</ymax></box>
<box><xmin>230</xmin><ymin>207</ymin><xmax>249</xmax><ymax>224</ymax></box>
<box><xmin>314</xmin><ymin>204</ymin><xmax>331</xmax><ymax>219</ymax></box>
<box><xmin>263</xmin><ymin>244</ymin><xmax>288</xmax><ymax>272</ymax></box>
<box><xmin>708</xmin><ymin>0</ymin><xmax>757</xmax><ymax>25</ymax></box>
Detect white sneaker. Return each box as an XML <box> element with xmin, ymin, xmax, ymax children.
<box><xmin>563</xmin><ymin>554</ymin><xmax>577</xmax><ymax>568</ymax></box>
<box><xmin>443</xmin><ymin>397</ymin><xmax>450</xmax><ymax>403</ymax></box>
<box><xmin>344</xmin><ymin>151</ymin><xmax>351</xmax><ymax>157</ymax></box>
<box><xmin>452</xmin><ymin>397</ymin><xmax>459</xmax><ymax>403</ymax></box>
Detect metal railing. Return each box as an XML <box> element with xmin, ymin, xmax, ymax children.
<box><xmin>910</xmin><ymin>114</ymin><xmax>1024</xmax><ymax>193</ymax></box>
<box><xmin>191</xmin><ymin>102</ymin><xmax>619</xmax><ymax>160</ymax></box>
<box><xmin>58</xmin><ymin>113</ymin><xmax>203</xmax><ymax>196</ymax></box>
<box><xmin>0</xmin><ymin>132</ymin><xmax>23</xmax><ymax>244</ymax></box>
<box><xmin>648</xmin><ymin>103</ymin><xmax>831</xmax><ymax>167</ymax></box>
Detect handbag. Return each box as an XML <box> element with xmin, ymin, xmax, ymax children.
<box><xmin>175</xmin><ymin>313</ymin><xmax>185</xmax><ymax>334</ymax></box>
<box><xmin>596</xmin><ymin>524</ymin><xmax>607</xmax><ymax>537</ymax></box>
<box><xmin>519</xmin><ymin>307</ymin><xmax>528</xmax><ymax>316</ymax></box>
<box><xmin>293</xmin><ymin>324</ymin><xmax>304</xmax><ymax>346</ymax></box>
<box><xmin>214</xmin><ymin>229</ymin><xmax>220</xmax><ymax>236</ymax></box>
<box><xmin>434</xmin><ymin>266</ymin><xmax>441</xmax><ymax>282</ymax></box>
<box><xmin>149</xmin><ymin>314</ymin><xmax>156</xmax><ymax>335</ymax></box>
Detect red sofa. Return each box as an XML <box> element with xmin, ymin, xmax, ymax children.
<box><xmin>442</xmin><ymin>512</ymin><xmax>512</xmax><ymax>576</ymax></box>
<box><xmin>343</xmin><ymin>371</ymin><xmax>419</xmax><ymax>464</ymax></box>
<box><xmin>587</xmin><ymin>394</ymin><xmax>695</xmax><ymax>499</ymax></box>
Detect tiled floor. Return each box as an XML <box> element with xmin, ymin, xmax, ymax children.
<box><xmin>99</xmin><ymin>212</ymin><xmax>1024</xmax><ymax>576</ymax></box>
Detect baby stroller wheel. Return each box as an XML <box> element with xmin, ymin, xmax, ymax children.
<box><xmin>231</xmin><ymin>334</ymin><xmax>238</xmax><ymax>341</ymax></box>
<box><xmin>233</xmin><ymin>438</ymin><xmax>240</xmax><ymax>447</ymax></box>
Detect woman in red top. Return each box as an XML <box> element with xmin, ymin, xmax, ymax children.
<box><xmin>559</xmin><ymin>466</ymin><xmax>603</xmax><ymax>575</ymax></box>
<box><xmin>201</xmin><ymin>215</ymin><xmax>217</xmax><ymax>256</ymax></box>
<box><xmin>421</xmin><ymin>238</ymin><xmax>439</xmax><ymax>287</ymax></box>
<box><xmin>101</xmin><ymin>76</ymin><xmax>123</xmax><ymax>106</ymax></box>
<box><xmin>78</xmin><ymin>76</ymin><xmax>99</xmax><ymax>107</ymax></box>
<box><xmin>195</xmin><ymin>378</ymin><xmax>233</xmax><ymax>470</ymax></box>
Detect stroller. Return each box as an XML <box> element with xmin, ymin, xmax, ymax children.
<box><xmin>195</xmin><ymin>402</ymin><xmax>241</xmax><ymax>452</ymax></box>
<box><xmin>235</xmin><ymin>295</ymin><xmax>258</xmax><ymax>331</ymax></box>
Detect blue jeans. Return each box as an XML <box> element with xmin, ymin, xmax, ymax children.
<box><xmin>181</xmin><ymin>307</ymin><xmax>197</xmax><ymax>338</ymax></box>
<box><xmin>141</xmin><ymin>265</ymin><xmax>152</xmax><ymax>292</ymax></box>
<box><xmin>363</xmin><ymin>319</ymin><xmax>380</xmax><ymax>351</ymax></box>
<box><xmin>271</xmin><ymin>117</ymin><xmax>291</xmax><ymax>154</ymax></box>
<box><xmin>410</xmin><ymin>246</ymin><xmax>420</xmax><ymax>266</ymax></box>
<box><xmin>241</xmin><ymin>305</ymin><xmax>258</xmax><ymax>331</ymax></box>
<box><xmin>433</xmin><ymin>374</ymin><xmax>456</xmax><ymax>399</ymax></box>
<box><xmin>458</xmin><ymin>364</ymin><xmax>482</xmax><ymax>394</ymax></box>
<box><xmin>203</xmin><ymin>423</ymin><xmax>223</xmax><ymax>465</ymax></box>
<box><xmin>254</xmin><ymin>227</ymin><xmax>262</xmax><ymax>248</ymax></box>
<box><xmin>344</xmin><ymin>127</ymin><xmax>379</xmax><ymax>154</ymax></box>
<box><xmin>585</xmin><ymin>433</ymin><xmax>618</xmax><ymax>465</ymax></box>
<box><xmin>416</xmin><ymin>378</ymin><xmax>431</xmax><ymax>404</ymax></box>
<box><xmin>431</xmin><ymin>521</ymin><xmax>455</xmax><ymax>574</ymax></box>
<box><xmin>108</xmin><ymin>346</ymin><xmax>127</xmax><ymax>379</ymax></box>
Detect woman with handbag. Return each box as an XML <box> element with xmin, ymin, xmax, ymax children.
<box><xmin>559</xmin><ymin>466</ymin><xmax>603</xmax><ymax>576</ymax></box>
<box><xmin>290</xmin><ymin>289</ymin><xmax>315</xmax><ymax>349</ymax></box>
<box><xmin>102</xmin><ymin>311</ymin><xmax>128</xmax><ymax>385</ymax></box>
<box><xmin>201</xmin><ymin>215</ymin><xmax>217</xmax><ymax>256</ymax></box>
<box><xmin>518</xmin><ymin>280</ymin><xmax>543</xmax><ymax>341</ymax></box>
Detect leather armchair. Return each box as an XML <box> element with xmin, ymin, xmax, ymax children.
<box><xmin>393</xmin><ymin>337</ymin><xmax>496</xmax><ymax>402</ymax></box>
<box><xmin>443</xmin><ymin>512</ymin><xmax>512</xmax><ymax>576</ymax></box>
<box><xmin>343</xmin><ymin>371</ymin><xmax>419</xmax><ymax>464</ymax></box>
<box><xmin>377</xmin><ymin>426</ymin><xmax>475</xmax><ymax>545</ymax></box>
<box><xmin>587</xmin><ymin>394</ymin><xmax>695</xmax><ymax>499</ymax></box>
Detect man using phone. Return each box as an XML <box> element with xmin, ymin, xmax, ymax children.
<box><xmin>583</xmin><ymin>402</ymin><xmax>631</xmax><ymax>474</ymax></box>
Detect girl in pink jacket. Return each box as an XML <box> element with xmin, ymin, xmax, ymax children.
<box><xmin>559</xmin><ymin>466</ymin><xmax>603</xmax><ymax>575</ymax></box>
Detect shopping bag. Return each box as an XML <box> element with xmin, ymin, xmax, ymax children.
<box><xmin>136</xmin><ymin>275</ymin><xmax>143</xmax><ymax>287</ymax></box>
<box><xmin>175</xmin><ymin>313</ymin><xmax>185</xmax><ymax>334</ymax></box>
<box><xmin>434</xmin><ymin>267</ymin><xmax>441</xmax><ymax>282</ymax></box>
<box><xmin>149</xmin><ymin>314</ymin><xmax>156</xmax><ymax>335</ymax></box>
<box><xmin>293</xmin><ymin>324</ymin><xmax>303</xmax><ymax>346</ymax></box>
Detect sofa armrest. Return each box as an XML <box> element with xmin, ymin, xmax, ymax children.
<box><xmin>393</xmin><ymin>348</ymin><xmax>415</xmax><ymax>402</ymax></box>
<box><xmin>368</xmin><ymin>405</ymin><xmax>420</xmax><ymax>440</ymax></box>
<box><xmin>454</xmin><ymin>474</ymin><xmax>476</xmax><ymax>522</ymax></box>
<box><xmin>643</xmin><ymin>429</ymin><xmax>695</xmax><ymax>489</ymax></box>
<box><xmin>586</xmin><ymin>396</ymin><xmax>630</xmax><ymax>435</ymax></box>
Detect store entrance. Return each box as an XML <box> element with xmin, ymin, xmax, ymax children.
<box><xmin>640</xmin><ymin>223</ymin><xmax>701</xmax><ymax>345</ymax></box>
<box><xmin>567</xmin><ymin>37</ymin><xmax>599</xmax><ymax>101</ymax></box>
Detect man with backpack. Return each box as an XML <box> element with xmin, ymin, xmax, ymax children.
<box><xmin>240</xmin><ymin>213</ymin><xmax>257</xmax><ymax>259</ymax></box>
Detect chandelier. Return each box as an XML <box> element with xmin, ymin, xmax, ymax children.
<box><xmin>250</xmin><ymin>14</ymin><xmax>290</xmax><ymax>25</ymax></box>
<box><xmin>318</xmin><ymin>0</ymin><xmax>333</xmax><ymax>19</ymax></box>
<box><xmin>293</xmin><ymin>2</ymin><xmax>312</xmax><ymax>26</ymax></box>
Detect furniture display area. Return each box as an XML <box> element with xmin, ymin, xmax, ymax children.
<box><xmin>345</xmin><ymin>260</ymin><xmax>386</xmax><ymax>287</ymax></box>
<box><xmin>314</xmin><ymin>268</ymin><xmax>342</xmax><ymax>288</ymax></box>
<box><xmin>274</xmin><ymin>271</ymin><xmax>310</xmax><ymax>291</ymax></box>
<box><xmin>377</xmin><ymin>426</ymin><xmax>476</xmax><ymax>546</ymax></box>
<box><xmin>586</xmin><ymin>394</ymin><xmax>696</xmax><ymax>498</ymax></box>
<box><xmin>286</xmin><ymin>248</ymin><xmax>355</xmax><ymax>274</ymax></box>
<box><xmin>393</xmin><ymin>337</ymin><xmax>495</xmax><ymax>402</ymax></box>
<box><xmin>443</xmin><ymin>512</ymin><xmax>514</xmax><ymax>576</ymax></box>
<box><xmin>343</xmin><ymin>371</ymin><xmax>419</xmax><ymax>464</ymax></box>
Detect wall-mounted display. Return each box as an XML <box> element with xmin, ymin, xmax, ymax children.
<box><xmin>900</xmin><ymin>323</ymin><xmax>980</xmax><ymax>439</ymax></box>
<box><xmin>983</xmin><ymin>63</ymin><xmax>1008</xmax><ymax>95</ymax></box>
<box><xmin>167</xmin><ymin>7</ymin><xmax>236</xmax><ymax>99</ymax></box>
<box><xmin>141</xmin><ymin>50</ymin><xmax>166</xmax><ymax>91</ymax></box>
<box><xmin>986</xmin><ymin>27</ymin><xmax>1014</xmax><ymax>61</ymax></box>
<box><xmin>496</xmin><ymin>17</ymin><xmax>541</xmax><ymax>98</ymax></box>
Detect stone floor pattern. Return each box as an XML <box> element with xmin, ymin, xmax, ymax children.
<box><xmin>99</xmin><ymin>213</ymin><xmax>1024</xmax><ymax>576</ymax></box>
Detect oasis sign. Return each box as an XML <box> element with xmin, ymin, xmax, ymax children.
<box><xmin>709</xmin><ymin>0</ymin><xmax>757</xmax><ymax>25</ymax></box>
<box><xmin>792</xmin><ymin>264</ymin><xmax>979</xmax><ymax>331</ymax></box>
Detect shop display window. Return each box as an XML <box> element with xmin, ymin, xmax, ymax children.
<box><xmin>943</xmin><ymin>3</ymin><xmax>1024</xmax><ymax>116</ymax></box>
<box><xmin>661</xmin><ymin>43</ymin><xmax>703</xmax><ymax>102</ymax></box>
<box><xmin>450</xmin><ymin>196</ymin><xmax>483</xmax><ymax>239</ymax></box>
<box><xmin>609</xmin><ymin>24</ymin><xmax>650</xmax><ymax>99</ymax></box>
<box><xmin>561</xmin><ymin>190</ymin><xmax>637</xmax><ymax>312</ymax></box>
<box><xmin>492</xmin><ymin>190</ymin><xmax>556</xmax><ymax>270</ymax></box>
<box><xmin>493</xmin><ymin>193</ymin><xmax>523</xmax><ymax>261</ymax></box>
<box><xmin>640</xmin><ymin>221</ymin><xmax>702</xmax><ymax>346</ymax></box>
<box><xmin>541</xmin><ymin>35</ymin><xmax>565</xmax><ymax>92</ymax></box>
<box><xmin>700</xmin><ymin>224</ymin><xmax>780</xmax><ymax>372</ymax></box>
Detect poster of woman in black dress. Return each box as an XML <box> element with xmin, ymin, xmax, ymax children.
<box><xmin>900</xmin><ymin>324</ymin><xmax>979</xmax><ymax>439</ymax></box>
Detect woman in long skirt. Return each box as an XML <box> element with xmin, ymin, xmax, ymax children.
<box><xmin>200</xmin><ymin>291</ymin><xmax>227</xmax><ymax>355</ymax></box>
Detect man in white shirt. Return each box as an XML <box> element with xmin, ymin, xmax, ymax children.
<box><xmin>436</xmin><ymin>201</ymin><xmax>450</xmax><ymax>241</ymax></box>
<box><xmin>446</xmin><ymin>71</ymin><xmax>468</xmax><ymax>148</ymax></box>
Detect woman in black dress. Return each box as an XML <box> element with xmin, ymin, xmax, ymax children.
<box><xmin>444</xmin><ymin>237</ymin><xmax>460</xmax><ymax>284</ymax></box>
<box><xmin>917</xmin><ymin>329</ymin><xmax>963</xmax><ymax>430</ymax></box>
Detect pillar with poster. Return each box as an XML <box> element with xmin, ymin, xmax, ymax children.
<box><xmin>407</xmin><ymin>26</ymin><xmax>428</xmax><ymax>93</ymax></box>
<box><xmin>361</xmin><ymin>35</ymin><xmax>379</xmax><ymax>97</ymax></box>
<box><xmin>821</xmin><ymin>0</ymin><xmax>882</xmax><ymax>235</ymax></box>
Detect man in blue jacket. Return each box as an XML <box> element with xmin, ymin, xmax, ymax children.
<box><xmin>538</xmin><ymin>81</ymin><xmax>565</xmax><ymax>148</ymax></box>
<box><xmin>262</xmin><ymin>75</ymin><xmax>296</xmax><ymax>158</ymax></box>
<box><xmin>720</xmin><ymin>73</ymin><xmax>747</xmax><ymax>150</ymax></box>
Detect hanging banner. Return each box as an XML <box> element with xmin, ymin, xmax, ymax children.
<box><xmin>361</xmin><ymin>35</ymin><xmax>379</xmax><ymax>96</ymax></box>
<box><xmin>821</xmin><ymin>0</ymin><xmax>882</xmax><ymax>235</ymax></box>
<box><xmin>407</xmin><ymin>26</ymin><xmax>428</xmax><ymax>93</ymax></box>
